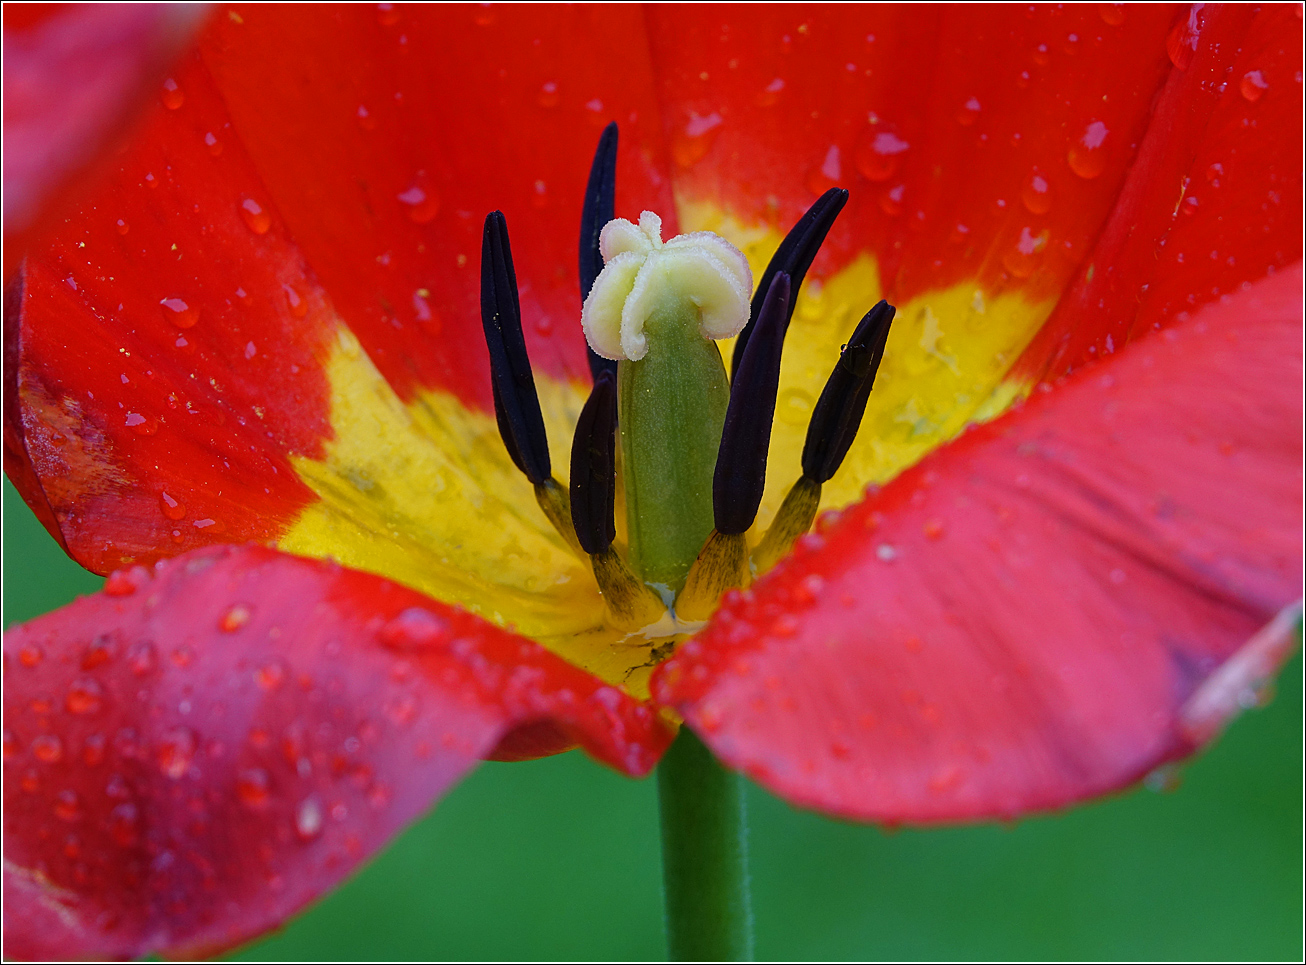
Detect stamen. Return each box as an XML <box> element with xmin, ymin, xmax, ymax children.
<box><xmin>570</xmin><ymin>371</ymin><xmax>665</xmax><ymax>625</ymax></box>
<box><xmin>753</xmin><ymin>300</ymin><xmax>896</xmax><ymax>572</ymax></box>
<box><xmin>731</xmin><ymin>187</ymin><xmax>849</xmax><ymax>375</ymax></box>
<box><xmin>713</xmin><ymin>273</ymin><xmax>791</xmax><ymax>536</ymax></box>
<box><xmin>481</xmin><ymin>210</ymin><xmax>551</xmax><ymax>485</ymax></box>
<box><xmin>481</xmin><ymin>210</ymin><xmax>582</xmax><ymax>556</ymax></box>
<box><xmin>579</xmin><ymin>122</ymin><xmax>619</xmax><ymax>383</ymax></box>
<box><xmin>676</xmin><ymin>529</ymin><xmax>750</xmax><ymax>623</ymax></box>
<box><xmin>569</xmin><ymin>371</ymin><xmax>619</xmax><ymax>555</ymax></box>
<box><xmin>801</xmin><ymin>299</ymin><xmax>896</xmax><ymax>484</ymax></box>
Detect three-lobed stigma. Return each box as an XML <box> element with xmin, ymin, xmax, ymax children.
<box><xmin>477</xmin><ymin>123</ymin><xmax>896</xmax><ymax>638</ymax></box>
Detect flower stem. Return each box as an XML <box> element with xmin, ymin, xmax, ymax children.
<box><xmin>658</xmin><ymin>727</ymin><xmax>753</xmax><ymax>961</ymax></box>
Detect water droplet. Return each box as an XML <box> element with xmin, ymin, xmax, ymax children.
<box><xmin>1181</xmin><ymin>195</ymin><xmax>1199</xmax><ymax>216</ymax></box>
<box><xmin>236</xmin><ymin>768</ymin><xmax>271</xmax><ymax>809</ymax></box>
<box><xmin>1166</xmin><ymin>5</ymin><xmax>1204</xmax><ymax>70</ymax></box>
<box><xmin>537</xmin><ymin>81</ymin><xmax>560</xmax><ymax>108</ymax></box>
<box><xmin>955</xmin><ymin>96</ymin><xmax>981</xmax><ymax>126</ymax></box>
<box><xmin>1003</xmin><ymin>226</ymin><xmax>1050</xmax><ymax>278</ymax></box>
<box><xmin>295</xmin><ymin>795</ymin><xmax>325</xmax><ymax>840</ymax></box>
<box><xmin>144</xmin><ymin>172</ymin><xmax>159</xmax><ymax>189</ymax></box>
<box><xmin>115</xmin><ymin>219</ymin><xmax>129</xmax><ymax>235</ymax></box>
<box><xmin>355</xmin><ymin>104</ymin><xmax>378</xmax><ymax>131</ymax></box>
<box><xmin>18</xmin><ymin>643</ymin><xmax>43</xmax><ymax>667</ymax></box>
<box><xmin>82</xmin><ymin>733</ymin><xmax>106</xmax><ymax>766</ymax></box>
<box><xmin>854</xmin><ymin>128</ymin><xmax>909</xmax><ymax>181</ymax></box>
<box><xmin>473</xmin><ymin>3</ymin><xmax>495</xmax><ymax>27</ymax></box>
<box><xmin>756</xmin><ymin>77</ymin><xmax>785</xmax><ymax>107</ymax></box>
<box><xmin>219</xmin><ymin>604</ymin><xmax>252</xmax><ymax>633</ymax></box>
<box><xmin>805</xmin><ymin>144</ymin><xmax>843</xmax><ymax>195</ymax></box>
<box><xmin>380</xmin><ymin>607</ymin><xmax>451</xmax><ymax>651</ymax></box>
<box><xmin>671</xmin><ymin>111</ymin><xmax>723</xmax><ymax>169</ymax></box>
<box><xmin>2</xmin><ymin>730</ymin><xmax>15</xmax><ymax>759</ymax></box>
<box><xmin>1099</xmin><ymin>3</ymin><xmax>1126</xmax><ymax>26</ymax></box>
<box><xmin>255</xmin><ymin>660</ymin><xmax>285</xmax><ymax>690</ymax></box>
<box><xmin>32</xmin><ymin>734</ymin><xmax>63</xmax><ymax>763</ymax></box>
<box><xmin>161</xmin><ymin>78</ymin><xmax>184</xmax><ymax>110</ymax></box>
<box><xmin>240</xmin><ymin>198</ymin><xmax>271</xmax><ymax>234</ymax></box>
<box><xmin>125</xmin><ymin>412</ymin><xmax>158</xmax><ymax>436</ymax></box>
<box><xmin>160</xmin><ymin>297</ymin><xmax>198</xmax><ymax>329</ymax></box>
<box><xmin>109</xmin><ymin>802</ymin><xmax>140</xmax><ymax>845</ymax></box>
<box><xmin>1021</xmin><ymin>171</ymin><xmax>1052</xmax><ymax>214</ymax></box>
<box><xmin>157</xmin><ymin>726</ymin><xmax>197</xmax><ymax>779</ymax></box>
<box><xmin>54</xmin><ymin>789</ymin><xmax>83</xmax><ymax>822</ymax></box>
<box><xmin>1032</xmin><ymin>43</ymin><xmax>1050</xmax><ymax>65</ymax></box>
<box><xmin>531</xmin><ymin>179</ymin><xmax>548</xmax><ymax>208</ymax></box>
<box><xmin>204</xmin><ymin>132</ymin><xmax>222</xmax><ymax>156</ymax></box>
<box><xmin>1068</xmin><ymin>121</ymin><xmax>1108</xmax><ymax>179</ymax></box>
<box><xmin>878</xmin><ymin>183</ymin><xmax>905</xmax><ymax>216</ymax></box>
<box><xmin>397</xmin><ymin>177</ymin><xmax>440</xmax><ymax>223</ymax></box>
<box><xmin>1240</xmin><ymin>69</ymin><xmax>1268</xmax><ymax>102</ymax></box>
<box><xmin>282</xmin><ymin>283</ymin><xmax>308</xmax><ymax>317</ymax></box>
<box><xmin>376</xmin><ymin>2</ymin><xmax>399</xmax><ymax>25</ymax></box>
<box><xmin>922</xmin><ymin>518</ymin><xmax>945</xmax><ymax>540</ymax></box>
<box><xmin>127</xmin><ymin>641</ymin><xmax>157</xmax><ymax>676</ymax></box>
<box><xmin>1145</xmin><ymin>763</ymin><xmax>1182</xmax><ymax>793</ymax></box>
<box><xmin>104</xmin><ymin>565</ymin><xmax>149</xmax><ymax>596</ymax></box>
<box><xmin>159</xmin><ymin>492</ymin><xmax>186</xmax><ymax>520</ymax></box>
<box><xmin>66</xmin><ymin>679</ymin><xmax>103</xmax><ymax>715</ymax></box>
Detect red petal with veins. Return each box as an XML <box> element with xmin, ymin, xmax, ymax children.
<box><xmin>653</xmin><ymin>266</ymin><xmax>1303</xmax><ymax>823</ymax></box>
<box><xmin>2</xmin><ymin>544</ymin><xmax>671</xmax><ymax>959</ymax></box>
<box><xmin>2</xmin><ymin>4</ymin><xmax>207</xmax><ymax>279</ymax></box>
<box><xmin>1020</xmin><ymin>3</ymin><xmax>1303</xmax><ymax>378</ymax></box>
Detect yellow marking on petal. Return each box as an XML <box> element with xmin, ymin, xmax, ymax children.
<box><xmin>678</xmin><ymin>201</ymin><xmax>1052</xmax><ymax>531</ymax></box>
<box><xmin>278</xmin><ymin>326</ymin><xmax>661</xmax><ymax>698</ymax></box>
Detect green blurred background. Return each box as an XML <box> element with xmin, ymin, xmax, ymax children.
<box><xmin>5</xmin><ymin>477</ymin><xmax>1302</xmax><ymax>960</ymax></box>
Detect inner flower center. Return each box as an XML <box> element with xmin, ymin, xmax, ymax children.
<box><xmin>479</xmin><ymin>122</ymin><xmax>895</xmax><ymax>646</ymax></box>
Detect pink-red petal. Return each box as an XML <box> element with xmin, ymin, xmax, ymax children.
<box><xmin>2</xmin><ymin>4</ymin><xmax>207</xmax><ymax>279</ymax></box>
<box><xmin>653</xmin><ymin>265</ymin><xmax>1303</xmax><ymax>823</ymax></box>
<box><xmin>3</xmin><ymin>544</ymin><xmax>670</xmax><ymax>959</ymax></box>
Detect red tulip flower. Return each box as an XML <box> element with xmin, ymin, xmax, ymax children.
<box><xmin>3</xmin><ymin>4</ymin><xmax>1302</xmax><ymax>960</ymax></box>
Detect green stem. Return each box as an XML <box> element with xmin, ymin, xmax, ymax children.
<box><xmin>658</xmin><ymin>727</ymin><xmax>753</xmax><ymax>961</ymax></box>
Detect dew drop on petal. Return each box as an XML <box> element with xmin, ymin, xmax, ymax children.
<box><xmin>127</xmin><ymin>641</ymin><xmax>157</xmax><ymax>676</ymax></box>
<box><xmin>204</xmin><ymin>132</ymin><xmax>222</xmax><ymax>156</ymax></box>
<box><xmin>236</xmin><ymin>768</ymin><xmax>272</xmax><ymax>809</ymax></box>
<box><xmin>878</xmin><ymin>183</ymin><xmax>905</xmax><ymax>216</ymax></box>
<box><xmin>283</xmin><ymin>283</ymin><xmax>308</xmax><ymax>317</ymax></box>
<box><xmin>219</xmin><ymin>604</ymin><xmax>252</xmax><ymax>633</ymax></box>
<box><xmin>397</xmin><ymin>178</ymin><xmax>440</xmax><ymax>223</ymax></box>
<box><xmin>537</xmin><ymin>81</ymin><xmax>560</xmax><ymax>107</ymax></box>
<box><xmin>379</xmin><ymin>607</ymin><xmax>451</xmax><ymax>651</ymax></box>
<box><xmin>115</xmin><ymin>219</ymin><xmax>129</xmax><ymax>235</ymax></box>
<box><xmin>1021</xmin><ymin>171</ymin><xmax>1052</xmax><ymax>214</ymax></box>
<box><xmin>671</xmin><ymin>111</ymin><xmax>723</xmax><ymax>168</ymax></box>
<box><xmin>805</xmin><ymin>144</ymin><xmax>843</xmax><ymax>194</ymax></box>
<box><xmin>1099</xmin><ymin>3</ymin><xmax>1126</xmax><ymax>26</ymax></box>
<box><xmin>109</xmin><ymin>802</ymin><xmax>140</xmax><ymax>846</ymax></box>
<box><xmin>161</xmin><ymin>78</ymin><xmax>184</xmax><ymax>110</ymax></box>
<box><xmin>82</xmin><ymin>733</ymin><xmax>106</xmax><ymax>766</ymax></box>
<box><xmin>66</xmin><ymin>679</ymin><xmax>103</xmax><ymax>715</ymax></box>
<box><xmin>157</xmin><ymin>491</ymin><xmax>185</xmax><ymax>520</ymax></box>
<box><xmin>1166</xmin><ymin>5</ymin><xmax>1204</xmax><ymax>70</ymax></box>
<box><xmin>54</xmin><ymin>790</ymin><xmax>83</xmax><ymax>823</ymax></box>
<box><xmin>295</xmin><ymin>795</ymin><xmax>325</xmax><ymax>841</ymax></box>
<box><xmin>1068</xmin><ymin>121</ymin><xmax>1108</xmax><ymax>179</ymax></box>
<box><xmin>854</xmin><ymin>129</ymin><xmax>909</xmax><ymax>181</ymax></box>
<box><xmin>240</xmin><ymin>198</ymin><xmax>271</xmax><ymax>234</ymax></box>
<box><xmin>1240</xmin><ymin>69</ymin><xmax>1269</xmax><ymax>102</ymax></box>
<box><xmin>254</xmin><ymin>660</ymin><xmax>285</xmax><ymax>690</ymax></box>
<box><xmin>955</xmin><ymin>96</ymin><xmax>981</xmax><ymax>126</ymax></box>
<box><xmin>157</xmin><ymin>726</ymin><xmax>197</xmax><ymax>779</ymax></box>
<box><xmin>356</xmin><ymin>104</ymin><xmax>377</xmax><ymax>130</ymax></box>
<box><xmin>376</xmin><ymin>2</ymin><xmax>399</xmax><ymax>25</ymax></box>
<box><xmin>160</xmin><ymin>297</ymin><xmax>198</xmax><ymax>329</ymax></box>
<box><xmin>18</xmin><ymin>643</ymin><xmax>43</xmax><ymax>667</ymax></box>
<box><xmin>32</xmin><ymin>734</ymin><xmax>63</xmax><ymax>763</ymax></box>
<box><xmin>756</xmin><ymin>77</ymin><xmax>785</xmax><ymax>107</ymax></box>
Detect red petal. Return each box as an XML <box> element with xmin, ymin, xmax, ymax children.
<box><xmin>653</xmin><ymin>265</ymin><xmax>1303</xmax><ymax>823</ymax></box>
<box><xmin>1019</xmin><ymin>4</ymin><xmax>1304</xmax><ymax>379</ymax></box>
<box><xmin>646</xmin><ymin>4</ymin><xmax>1179</xmax><ymax>303</ymax></box>
<box><xmin>2</xmin><ymin>4</ymin><xmax>206</xmax><ymax>279</ymax></box>
<box><xmin>3</xmin><ymin>545</ymin><xmax>670</xmax><ymax>959</ymax></box>
<box><xmin>200</xmin><ymin>4</ymin><xmax>674</xmax><ymax>403</ymax></box>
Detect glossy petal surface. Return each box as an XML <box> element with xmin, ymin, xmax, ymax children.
<box><xmin>654</xmin><ymin>267</ymin><xmax>1303</xmax><ymax>822</ymax></box>
<box><xmin>3</xmin><ymin>544</ymin><xmax>670</xmax><ymax>959</ymax></box>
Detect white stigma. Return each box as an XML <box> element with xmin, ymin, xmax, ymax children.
<box><xmin>581</xmin><ymin>211</ymin><xmax>753</xmax><ymax>361</ymax></box>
